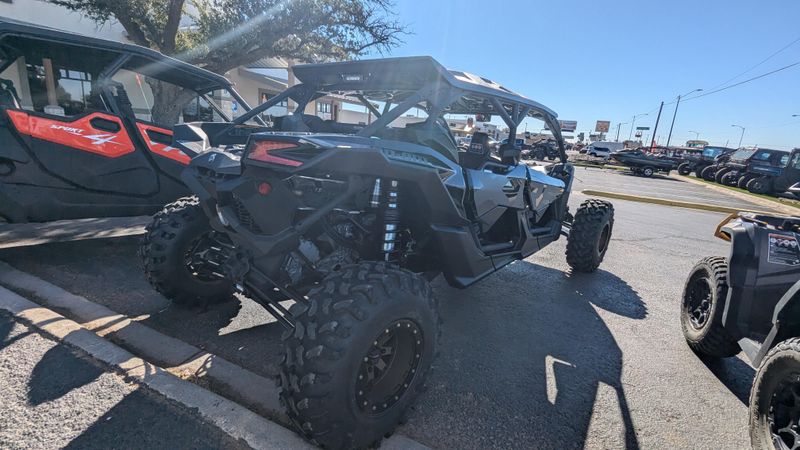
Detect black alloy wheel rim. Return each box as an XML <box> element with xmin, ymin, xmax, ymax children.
<box><xmin>770</xmin><ymin>373</ymin><xmax>800</xmax><ymax>450</ymax></box>
<box><xmin>183</xmin><ymin>231</ymin><xmax>223</xmax><ymax>282</ymax></box>
<box><xmin>686</xmin><ymin>275</ymin><xmax>712</xmax><ymax>330</ymax></box>
<box><xmin>598</xmin><ymin>224</ymin><xmax>611</xmax><ymax>254</ymax></box>
<box><xmin>356</xmin><ymin>319</ymin><xmax>423</xmax><ymax>415</ymax></box>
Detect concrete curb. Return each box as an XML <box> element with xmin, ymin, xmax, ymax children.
<box><xmin>581</xmin><ymin>189</ymin><xmax>774</xmax><ymax>215</ymax></box>
<box><xmin>671</xmin><ymin>174</ymin><xmax>799</xmax><ymax>216</ymax></box>
<box><xmin>0</xmin><ymin>284</ymin><xmax>311</xmax><ymax>450</ymax></box>
<box><xmin>0</xmin><ymin>261</ymin><xmax>430</xmax><ymax>449</ymax></box>
<box><xmin>0</xmin><ymin>260</ymin><xmax>283</xmax><ymax>421</ymax></box>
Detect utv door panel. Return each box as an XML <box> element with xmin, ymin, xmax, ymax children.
<box><xmin>5</xmin><ymin>109</ymin><xmax>158</xmax><ymax>195</ymax></box>
<box><xmin>135</xmin><ymin>122</ymin><xmax>190</xmax><ymax>165</ymax></box>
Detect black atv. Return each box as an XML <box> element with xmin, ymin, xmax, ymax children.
<box><xmin>139</xmin><ymin>56</ymin><xmax>614</xmax><ymax>448</ymax></box>
<box><xmin>677</xmin><ymin>146</ymin><xmax>736</xmax><ymax>178</ymax></box>
<box><xmin>713</xmin><ymin>147</ymin><xmax>788</xmax><ymax>188</ymax></box>
<box><xmin>0</xmin><ymin>19</ymin><xmax>257</xmax><ymax>223</ymax></box>
<box><xmin>680</xmin><ymin>213</ymin><xmax>800</xmax><ymax>449</ymax></box>
<box><xmin>743</xmin><ymin>148</ymin><xmax>800</xmax><ymax>196</ymax></box>
<box><xmin>700</xmin><ymin>148</ymin><xmax>738</xmax><ymax>181</ymax></box>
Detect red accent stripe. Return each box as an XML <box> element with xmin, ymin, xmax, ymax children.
<box><xmin>135</xmin><ymin>122</ymin><xmax>190</xmax><ymax>165</ymax></box>
<box><xmin>5</xmin><ymin>110</ymin><xmax>134</xmax><ymax>158</ymax></box>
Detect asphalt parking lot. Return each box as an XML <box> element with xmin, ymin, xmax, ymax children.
<box><xmin>0</xmin><ymin>168</ymin><xmax>760</xmax><ymax>449</ymax></box>
<box><xmin>0</xmin><ymin>311</ymin><xmax>250</xmax><ymax>450</ymax></box>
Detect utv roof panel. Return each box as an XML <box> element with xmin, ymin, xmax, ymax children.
<box><xmin>0</xmin><ymin>18</ymin><xmax>232</xmax><ymax>92</ymax></box>
<box><xmin>292</xmin><ymin>56</ymin><xmax>559</xmax><ymax>121</ymax></box>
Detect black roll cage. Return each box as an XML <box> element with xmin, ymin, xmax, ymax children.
<box><xmin>230</xmin><ymin>57</ymin><xmax>568</xmax><ymax>163</ymax></box>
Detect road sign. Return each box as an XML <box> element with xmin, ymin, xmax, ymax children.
<box><xmin>595</xmin><ymin>121</ymin><xmax>610</xmax><ymax>133</ymax></box>
<box><xmin>636</xmin><ymin>126</ymin><xmax>650</xmax><ymax>130</ymax></box>
<box><xmin>544</xmin><ymin>120</ymin><xmax>577</xmax><ymax>132</ymax></box>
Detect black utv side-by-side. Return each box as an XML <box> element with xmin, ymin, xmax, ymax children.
<box><xmin>680</xmin><ymin>213</ymin><xmax>800</xmax><ymax>450</ymax></box>
<box><xmin>0</xmin><ymin>19</ymin><xmax>255</xmax><ymax>223</ymax></box>
<box><xmin>139</xmin><ymin>56</ymin><xmax>615</xmax><ymax>449</ymax></box>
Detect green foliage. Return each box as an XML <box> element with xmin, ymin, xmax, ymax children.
<box><xmin>47</xmin><ymin>0</ymin><xmax>405</xmax><ymax>73</ymax></box>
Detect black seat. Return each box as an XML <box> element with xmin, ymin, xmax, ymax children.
<box><xmin>459</xmin><ymin>132</ymin><xmax>492</xmax><ymax>169</ymax></box>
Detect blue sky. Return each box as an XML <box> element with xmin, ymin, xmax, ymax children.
<box><xmin>371</xmin><ymin>0</ymin><xmax>800</xmax><ymax>148</ymax></box>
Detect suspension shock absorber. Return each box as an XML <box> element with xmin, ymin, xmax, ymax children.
<box><xmin>381</xmin><ymin>179</ymin><xmax>401</xmax><ymax>262</ymax></box>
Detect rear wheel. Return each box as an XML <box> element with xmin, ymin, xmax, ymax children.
<box><xmin>701</xmin><ymin>165</ymin><xmax>718</xmax><ymax>181</ymax></box>
<box><xmin>680</xmin><ymin>256</ymin><xmax>740</xmax><ymax>357</ymax></box>
<box><xmin>749</xmin><ymin>338</ymin><xmax>800</xmax><ymax>450</ymax></box>
<box><xmin>748</xmin><ymin>177</ymin><xmax>773</xmax><ymax>195</ymax></box>
<box><xmin>139</xmin><ymin>197</ymin><xmax>234</xmax><ymax>306</ymax></box>
<box><xmin>677</xmin><ymin>163</ymin><xmax>692</xmax><ymax>175</ymax></box>
<box><xmin>278</xmin><ymin>262</ymin><xmax>438</xmax><ymax>449</ymax></box>
<box><xmin>641</xmin><ymin>166</ymin><xmax>655</xmax><ymax>177</ymax></box>
<box><xmin>566</xmin><ymin>199</ymin><xmax>614</xmax><ymax>273</ymax></box>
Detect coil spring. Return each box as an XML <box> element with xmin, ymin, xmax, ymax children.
<box><xmin>380</xmin><ymin>179</ymin><xmax>401</xmax><ymax>261</ymax></box>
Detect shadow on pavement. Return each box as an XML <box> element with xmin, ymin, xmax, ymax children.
<box><xmin>405</xmin><ymin>261</ymin><xmax>645</xmax><ymax>449</ymax></box>
<box><xmin>63</xmin><ymin>388</ymin><xmax>249</xmax><ymax>450</ymax></box>
<box><xmin>701</xmin><ymin>355</ymin><xmax>755</xmax><ymax>405</ymax></box>
<box><xmin>27</xmin><ymin>344</ymin><xmax>104</xmax><ymax>406</ymax></box>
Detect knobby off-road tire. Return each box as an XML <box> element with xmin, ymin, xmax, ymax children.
<box><xmin>566</xmin><ymin>199</ymin><xmax>614</xmax><ymax>273</ymax></box>
<box><xmin>748</xmin><ymin>177</ymin><xmax>773</xmax><ymax>195</ymax></box>
<box><xmin>139</xmin><ymin>196</ymin><xmax>234</xmax><ymax>306</ymax></box>
<box><xmin>677</xmin><ymin>163</ymin><xmax>692</xmax><ymax>176</ymax></box>
<box><xmin>701</xmin><ymin>165</ymin><xmax>717</xmax><ymax>181</ymax></box>
<box><xmin>750</xmin><ymin>338</ymin><xmax>800</xmax><ymax>450</ymax></box>
<box><xmin>737</xmin><ymin>174</ymin><xmax>756</xmax><ymax>189</ymax></box>
<box><xmin>278</xmin><ymin>261</ymin><xmax>439</xmax><ymax>449</ymax></box>
<box><xmin>680</xmin><ymin>257</ymin><xmax>740</xmax><ymax>357</ymax></box>
<box><xmin>720</xmin><ymin>171</ymin><xmax>738</xmax><ymax>186</ymax></box>
<box><xmin>715</xmin><ymin>167</ymin><xmax>732</xmax><ymax>184</ymax></box>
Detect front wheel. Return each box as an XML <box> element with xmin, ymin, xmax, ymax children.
<box><xmin>278</xmin><ymin>262</ymin><xmax>439</xmax><ymax>449</ymax></box>
<box><xmin>738</xmin><ymin>174</ymin><xmax>756</xmax><ymax>189</ymax></box>
<box><xmin>701</xmin><ymin>165</ymin><xmax>717</xmax><ymax>181</ymax></box>
<box><xmin>139</xmin><ymin>197</ymin><xmax>234</xmax><ymax>306</ymax></box>
<box><xmin>566</xmin><ymin>199</ymin><xmax>614</xmax><ymax>273</ymax></box>
<box><xmin>749</xmin><ymin>338</ymin><xmax>800</xmax><ymax>450</ymax></box>
<box><xmin>680</xmin><ymin>256</ymin><xmax>740</xmax><ymax>357</ymax></box>
<box><xmin>641</xmin><ymin>166</ymin><xmax>655</xmax><ymax>177</ymax></box>
<box><xmin>715</xmin><ymin>168</ymin><xmax>731</xmax><ymax>184</ymax></box>
<box><xmin>720</xmin><ymin>171</ymin><xmax>738</xmax><ymax>186</ymax></box>
<box><xmin>677</xmin><ymin>163</ymin><xmax>692</xmax><ymax>175</ymax></box>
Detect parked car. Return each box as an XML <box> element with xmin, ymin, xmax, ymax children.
<box><xmin>0</xmin><ymin>19</ymin><xmax>256</xmax><ymax>223</ymax></box>
<box><xmin>584</xmin><ymin>141</ymin><xmax>624</xmax><ymax>159</ymax></box>
<box><xmin>680</xmin><ymin>212</ymin><xmax>800</xmax><ymax>450</ymax></box>
<box><xmin>609</xmin><ymin>148</ymin><xmax>677</xmax><ymax>177</ymax></box>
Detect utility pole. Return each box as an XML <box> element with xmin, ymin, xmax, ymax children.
<box><xmin>629</xmin><ymin>114</ymin><xmax>648</xmax><ymax>140</ymax></box>
<box><xmin>666</xmin><ymin>88</ymin><xmax>702</xmax><ymax>147</ymax></box>
<box><xmin>649</xmin><ymin>102</ymin><xmax>664</xmax><ymax>150</ymax></box>
<box><xmin>732</xmin><ymin>124</ymin><xmax>745</xmax><ymax>148</ymax></box>
<box><xmin>615</xmin><ymin>122</ymin><xmax>627</xmax><ymax>142</ymax></box>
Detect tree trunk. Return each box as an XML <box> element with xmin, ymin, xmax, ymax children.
<box><xmin>146</xmin><ymin>79</ymin><xmax>197</xmax><ymax>127</ymax></box>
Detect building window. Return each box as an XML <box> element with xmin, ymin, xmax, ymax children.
<box><xmin>317</xmin><ymin>102</ymin><xmax>331</xmax><ymax>114</ymax></box>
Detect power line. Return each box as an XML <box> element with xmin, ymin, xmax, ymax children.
<box><xmin>705</xmin><ymin>34</ymin><xmax>800</xmax><ymax>92</ymax></box>
<box><xmin>681</xmin><ymin>60</ymin><xmax>800</xmax><ymax>103</ymax></box>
